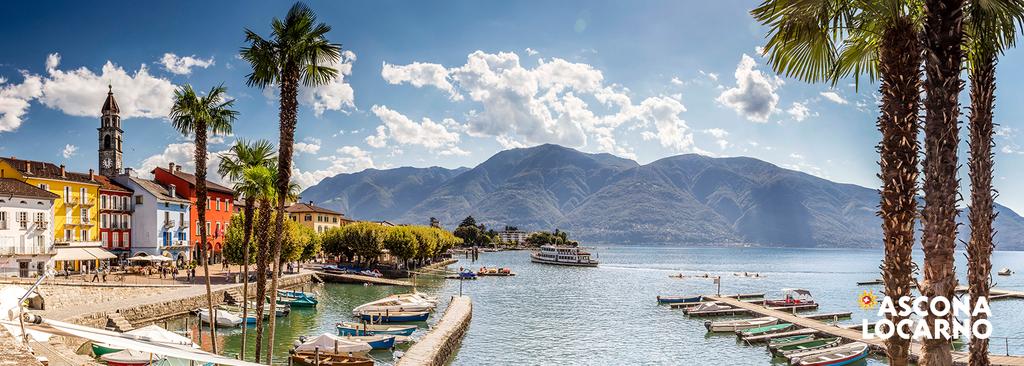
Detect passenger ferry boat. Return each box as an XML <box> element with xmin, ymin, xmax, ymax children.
<box><xmin>530</xmin><ymin>244</ymin><xmax>599</xmax><ymax>267</ymax></box>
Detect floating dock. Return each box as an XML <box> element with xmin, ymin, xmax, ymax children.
<box><xmin>314</xmin><ymin>271</ymin><xmax>414</xmax><ymax>286</ymax></box>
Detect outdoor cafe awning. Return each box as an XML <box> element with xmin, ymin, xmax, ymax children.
<box><xmin>52</xmin><ymin>246</ymin><xmax>116</xmax><ymax>261</ymax></box>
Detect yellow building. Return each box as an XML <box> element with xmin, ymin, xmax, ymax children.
<box><xmin>286</xmin><ymin>201</ymin><xmax>353</xmax><ymax>234</ymax></box>
<box><xmin>0</xmin><ymin>158</ymin><xmax>101</xmax><ymax>246</ymax></box>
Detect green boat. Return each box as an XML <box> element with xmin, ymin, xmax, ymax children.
<box><xmin>771</xmin><ymin>337</ymin><xmax>841</xmax><ymax>356</ymax></box>
<box><xmin>737</xmin><ymin>323</ymin><xmax>793</xmax><ymax>337</ymax></box>
<box><xmin>91</xmin><ymin>342</ymin><xmax>122</xmax><ymax>357</ymax></box>
<box><xmin>767</xmin><ymin>334</ymin><xmax>814</xmax><ymax>348</ymax></box>
<box><xmin>274</xmin><ymin>293</ymin><xmax>318</xmax><ymax>307</ymax></box>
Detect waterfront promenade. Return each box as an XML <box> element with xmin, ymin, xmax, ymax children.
<box><xmin>397</xmin><ymin>295</ymin><xmax>473</xmax><ymax>366</ymax></box>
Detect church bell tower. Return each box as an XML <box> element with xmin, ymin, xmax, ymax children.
<box><xmin>98</xmin><ymin>85</ymin><xmax>123</xmax><ymax>177</ymax></box>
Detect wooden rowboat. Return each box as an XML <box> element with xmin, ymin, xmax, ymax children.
<box><xmin>773</xmin><ymin>337</ymin><xmax>842</xmax><ymax>357</ymax></box>
<box><xmin>290</xmin><ymin>352</ymin><xmax>374</xmax><ymax>366</ymax></box>
<box><xmin>738</xmin><ymin>323</ymin><xmax>794</xmax><ymax>337</ymax></box>
<box><xmin>656</xmin><ymin>295</ymin><xmax>702</xmax><ymax>304</ymax></box>
<box><xmin>789</xmin><ymin>342</ymin><xmax>868</xmax><ymax>366</ymax></box>
<box><xmin>683</xmin><ymin>302</ymin><xmax>732</xmax><ymax>314</ymax></box>
<box><xmin>705</xmin><ymin>317</ymin><xmax>778</xmax><ymax>332</ymax></box>
<box><xmin>768</xmin><ymin>335</ymin><xmax>815</xmax><ymax>348</ymax></box>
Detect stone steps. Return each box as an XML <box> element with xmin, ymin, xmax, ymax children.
<box><xmin>224</xmin><ymin>289</ymin><xmax>244</xmax><ymax>305</ymax></box>
<box><xmin>105</xmin><ymin>312</ymin><xmax>134</xmax><ymax>332</ymax></box>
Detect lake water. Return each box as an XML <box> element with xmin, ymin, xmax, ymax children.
<box><xmin>174</xmin><ymin>247</ymin><xmax>1024</xmax><ymax>365</ymax></box>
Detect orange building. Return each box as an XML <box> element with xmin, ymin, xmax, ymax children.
<box><xmin>152</xmin><ymin>163</ymin><xmax>233</xmax><ymax>264</ymax></box>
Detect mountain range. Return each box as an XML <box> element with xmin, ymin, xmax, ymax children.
<box><xmin>299</xmin><ymin>144</ymin><xmax>1024</xmax><ymax>250</ymax></box>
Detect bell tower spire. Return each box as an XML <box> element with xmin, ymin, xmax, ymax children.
<box><xmin>98</xmin><ymin>85</ymin><xmax>123</xmax><ymax>177</ymax></box>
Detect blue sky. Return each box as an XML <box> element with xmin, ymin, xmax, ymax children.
<box><xmin>3</xmin><ymin>1</ymin><xmax>1024</xmax><ymax>212</ymax></box>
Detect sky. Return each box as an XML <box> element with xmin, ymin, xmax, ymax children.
<box><xmin>3</xmin><ymin>1</ymin><xmax>1024</xmax><ymax>212</ymax></box>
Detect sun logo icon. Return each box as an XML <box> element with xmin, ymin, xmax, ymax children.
<box><xmin>859</xmin><ymin>290</ymin><xmax>878</xmax><ymax>310</ymax></box>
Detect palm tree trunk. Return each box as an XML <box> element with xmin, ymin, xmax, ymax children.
<box><xmin>920</xmin><ymin>0</ymin><xmax>964</xmax><ymax>364</ymax></box>
<box><xmin>267</xmin><ymin>63</ymin><xmax>300</xmax><ymax>362</ymax></box>
<box><xmin>239</xmin><ymin>196</ymin><xmax>256</xmax><ymax>360</ymax></box>
<box><xmin>253</xmin><ymin>200</ymin><xmax>271</xmax><ymax>363</ymax></box>
<box><xmin>967</xmin><ymin>51</ymin><xmax>996</xmax><ymax>366</ymax></box>
<box><xmin>877</xmin><ymin>17</ymin><xmax>922</xmax><ymax>366</ymax></box>
<box><xmin>195</xmin><ymin>122</ymin><xmax>218</xmax><ymax>353</ymax></box>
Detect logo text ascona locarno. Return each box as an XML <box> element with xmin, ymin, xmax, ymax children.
<box><xmin>858</xmin><ymin>291</ymin><xmax>993</xmax><ymax>340</ymax></box>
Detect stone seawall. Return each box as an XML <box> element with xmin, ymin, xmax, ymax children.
<box><xmin>397</xmin><ymin>295</ymin><xmax>472</xmax><ymax>366</ymax></box>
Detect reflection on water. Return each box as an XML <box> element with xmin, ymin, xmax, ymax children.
<box><xmin>161</xmin><ymin>247</ymin><xmax>1024</xmax><ymax>365</ymax></box>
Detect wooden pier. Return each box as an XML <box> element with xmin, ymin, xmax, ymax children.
<box><xmin>707</xmin><ymin>295</ymin><xmax>1024</xmax><ymax>366</ymax></box>
<box><xmin>314</xmin><ymin>271</ymin><xmax>414</xmax><ymax>286</ymax></box>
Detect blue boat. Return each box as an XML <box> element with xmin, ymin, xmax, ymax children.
<box><xmin>358</xmin><ymin>311</ymin><xmax>429</xmax><ymax>323</ymax></box>
<box><xmin>656</xmin><ymin>295</ymin><xmax>702</xmax><ymax>304</ymax></box>
<box><xmin>345</xmin><ymin>335</ymin><xmax>396</xmax><ymax>350</ymax></box>
<box><xmin>275</xmin><ymin>290</ymin><xmax>318</xmax><ymax>307</ymax></box>
<box><xmin>337</xmin><ymin>322</ymin><xmax>417</xmax><ymax>336</ymax></box>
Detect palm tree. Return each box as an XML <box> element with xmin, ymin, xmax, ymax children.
<box><xmin>241</xmin><ymin>165</ymin><xmax>278</xmax><ymax>362</ymax></box>
<box><xmin>964</xmin><ymin>1</ymin><xmax>1023</xmax><ymax>364</ymax></box>
<box><xmin>919</xmin><ymin>0</ymin><xmax>965</xmax><ymax>363</ymax></box>
<box><xmin>752</xmin><ymin>1</ymin><xmax>922</xmax><ymax>364</ymax></box>
<box><xmin>240</xmin><ymin>2</ymin><xmax>341</xmax><ymax>360</ymax></box>
<box><xmin>169</xmin><ymin>84</ymin><xmax>237</xmax><ymax>354</ymax></box>
<box><xmin>217</xmin><ymin>139</ymin><xmax>276</xmax><ymax>361</ymax></box>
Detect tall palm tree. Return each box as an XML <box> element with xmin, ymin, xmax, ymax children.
<box><xmin>919</xmin><ymin>0</ymin><xmax>965</xmax><ymax>363</ymax></box>
<box><xmin>169</xmin><ymin>84</ymin><xmax>237</xmax><ymax>354</ymax></box>
<box><xmin>217</xmin><ymin>139</ymin><xmax>276</xmax><ymax>361</ymax></box>
<box><xmin>241</xmin><ymin>165</ymin><xmax>278</xmax><ymax>362</ymax></box>
<box><xmin>240</xmin><ymin>2</ymin><xmax>341</xmax><ymax>360</ymax></box>
<box><xmin>964</xmin><ymin>1</ymin><xmax>1023</xmax><ymax>364</ymax></box>
<box><xmin>752</xmin><ymin>1</ymin><xmax>922</xmax><ymax>364</ymax></box>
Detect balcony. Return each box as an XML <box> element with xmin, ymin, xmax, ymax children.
<box><xmin>80</xmin><ymin>197</ymin><xmax>96</xmax><ymax>207</ymax></box>
<box><xmin>163</xmin><ymin>220</ymin><xmax>175</xmax><ymax>229</ymax></box>
<box><xmin>0</xmin><ymin>239</ymin><xmax>52</xmax><ymax>256</ymax></box>
<box><xmin>34</xmin><ymin>221</ymin><xmax>48</xmax><ymax>231</ymax></box>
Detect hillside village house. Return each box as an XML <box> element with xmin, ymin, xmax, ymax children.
<box><xmin>286</xmin><ymin>201</ymin><xmax>353</xmax><ymax>233</ymax></box>
<box><xmin>114</xmin><ymin>174</ymin><xmax>191</xmax><ymax>264</ymax></box>
<box><xmin>0</xmin><ymin>179</ymin><xmax>58</xmax><ymax>277</ymax></box>
<box><xmin>498</xmin><ymin>226</ymin><xmax>529</xmax><ymax>245</ymax></box>
<box><xmin>153</xmin><ymin>163</ymin><xmax>233</xmax><ymax>264</ymax></box>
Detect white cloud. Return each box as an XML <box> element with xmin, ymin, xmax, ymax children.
<box><xmin>525</xmin><ymin>48</ymin><xmax>539</xmax><ymax>56</ymax></box>
<box><xmin>670</xmin><ymin>77</ymin><xmax>684</xmax><ymax>86</ymax></box>
<box><xmin>298</xmin><ymin>50</ymin><xmax>357</xmax><ymax>116</ymax></box>
<box><xmin>820</xmin><ymin>91</ymin><xmax>848</xmax><ymax>104</ymax></box>
<box><xmin>39</xmin><ymin>53</ymin><xmax>177</xmax><ymax>119</ymax></box>
<box><xmin>0</xmin><ymin>73</ymin><xmax>43</xmax><ymax>132</ymax></box>
<box><xmin>716</xmin><ymin>54</ymin><xmax>781</xmax><ymax>123</ymax></box>
<box><xmin>381</xmin><ymin>61</ymin><xmax>461</xmax><ymax>100</ymax></box>
<box><xmin>380</xmin><ymin>50</ymin><xmax>692</xmax><ymax>158</ymax></box>
<box><xmin>159</xmin><ymin>53</ymin><xmax>215</xmax><ymax>75</ymax></box>
<box><xmin>702</xmin><ymin>128</ymin><xmax>730</xmax><ymax>149</ymax></box>
<box><xmin>755</xmin><ymin>46</ymin><xmax>766</xmax><ymax>55</ymax></box>
<box><xmin>294</xmin><ymin>137</ymin><xmax>321</xmax><ymax>155</ymax></box>
<box><xmin>292</xmin><ymin>146</ymin><xmax>376</xmax><ymax>188</ymax></box>
<box><xmin>367</xmin><ymin>105</ymin><xmax>464</xmax><ymax>155</ymax></box>
<box><xmin>699</xmin><ymin>70</ymin><xmax>719</xmax><ymax>82</ymax></box>
<box><xmin>137</xmin><ymin>142</ymin><xmax>229</xmax><ymax>186</ymax></box>
<box><xmin>787</xmin><ymin>102</ymin><xmax>810</xmax><ymax>122</ymax></box>
<box><xmin>61</xmin><ymin>144</ymin><xmax>78</xmax><ymax>159</ymax></box>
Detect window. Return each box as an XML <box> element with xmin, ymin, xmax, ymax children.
<box><xmin>80</xmin><ymin>208</ymin><xmax>89</xmax><ymax>224</ymax></box>
<box><xmin>135</xmin><ymin>195</ymin><xmax>143</xmax><ymax>205</ymax></box>
<box><xmin>65</xmin><ymin>208</ymin><xmax>71</xmax><ymax>223</ymax></box>
<box><xmin>64</xmin><ymin>229</ymin><xmax>72</xmax><ymax>241</ymax></box>
<box><xmin>122</xmin><ymin>233</ymin><xmax>129</xmax><ymax>247</ymax></box>
<box><xmin>112</xmin><ymin>214</ymin><xmax>119</xmax><ymax>229</ymax></box>
<box><xmin>205</xmin><ymin>222</ymin><xmax>211</xmax><ymax>236</ymax></box>
<box><xmin>101</xmin><ymin>195</ymin><xmax>108</xmax><ymax>209</ymax></box>
<box><xmin>101</xmin><ymin>232</ymin><xmax>108</xmax><ymax>245</ymax></box>
<box><xmin>305</xmin><ymin>214</ymin><xmax>312</xmax><ymax>222</ymax></box>
<box><xmin>80</xmin><ymin>229</ymin><xmax>88</xmax><ymax>241</ymax></box>
<box><xmin>18</xmin><ymin>212</ymin><xmax>28</xmax><ymax>229</ymax></box>
<box><xmin>179</xmin><ymin>212</ymin><xmax>184</xmax><ymax>226</ymax></box>
<box><xmin>100</xmin><ymin>214</ymin><xmax>108</xmax><ymax>229</ymax></box>
<box><xmin>64</xmin><ymin>186</ymin><xmax>70</xmax><ymax>201</ymax></box>
<box><xmin>215</xmin><ymin>222</ymin><xmax>221</xmax><ymax>237</ymax></box>
<box><xmin>80</xmin><ymin>188</ymin><xmax>87</xmax><ymax>202</ymax></box>
<box><xmin>39</xmin><ymin>183</ymin><xmax>49</xmax><ymax>191</ymax></box>
<box><xmin>123</xmin><ymin>196</ymin><xmax>130</xmax><ymax>211</ymax></box>
<box><xmin>112</xmin><ymin>232</ymin><xmax>119</xmax><ymax>247</ymax></box>
<box><xmin>124</xmin><ymin>215</ymin><xmax>131</xmax><ymax>229</ymax></box>
<box><xmin>0</xmin><ymin>212</ymin><xmax>6</xmax><ymax>228</ymax></box>
<box><xmin>34</xmin><ymin>212</ymin><xmax>44</xmax><ymax>224</ymax></box>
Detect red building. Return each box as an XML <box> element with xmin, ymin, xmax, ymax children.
<box><xmin>95</xmin><ymin>175</ymin><xmax>133</xmax><ymax>261</ymax></box>
<box><xmin>153</xmin><ymin>162</ymin><xmax>234</xmax><ymax>263</ymax></box>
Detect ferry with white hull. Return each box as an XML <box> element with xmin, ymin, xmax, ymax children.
<box><xmin>530</xmin><ymin>244</ymin><xmax>599</xmax><ymax>267</ymax></box>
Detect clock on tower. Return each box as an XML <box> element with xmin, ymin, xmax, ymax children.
<box><xmin>98</xmin><ymin>85</ymin><xmax>123</xmax><ymax>177</ymax></box>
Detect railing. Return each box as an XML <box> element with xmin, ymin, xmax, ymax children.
<box><xmin>66</xmin><ymin>197</ymin><xmax>81</xmax><ymax>206</ymax></box>
<box><xmin>80</xmin><ymin>197</ymin><xmax>96</xmax><ymax>206</ymax></box>
<box><xmin>34</xmin><ymin>221</ymin><xmax>48</xmax><ymax>231</ymax></box>
<box><xmin>0</xmin><ymin>243</ymin><xmax>52</xmax><ymax>256</ymax></box>
<box><xmin>986</xmin><ymin>336</ymin><xmax>1024</xmax><ymax>356</ymax></box>
<box><xmin>163</xmin><ymin>220</ymin><xmax>175</xmax><ymax>229</ymax></box>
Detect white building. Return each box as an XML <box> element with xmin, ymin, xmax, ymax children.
<box><xmin>0</xmin><ymin>178</ymin><xmax>57</xmax><ymax>277</ymax></box>
<box><xmin>498</xmin><ymin>226</ymin><xmax>529</xmax><ymax>245</ymax></box>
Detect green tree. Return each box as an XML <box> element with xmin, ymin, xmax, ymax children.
<box><xmin>240</xmin><ymin>2</ymin><xmax>342</xmax><ymax>360</ymax></box>
<box><xmin>383</xmin><ymin>227</ymin><xmax>418</xmax><ymax>267</ymax></box>
<box><xmin>223</xmin><ymin>214</ymin><xmax>255</xmax><ymax>265</ymax></box>
<box><xmin>216</xmin><ymin>139</ymin><xmax>275</xmax><ymax>360</ymax></box>
<box><xmin>458</xmin><ymin>216</ymin><xmax>476</xmax><ymax>228</ymax></box>
<box><xmin>169</xmin><ymin>84</ymin><xmax>237</xmax><ymax>353</ymax></box>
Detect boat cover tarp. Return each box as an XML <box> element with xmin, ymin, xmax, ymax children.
<box><xmin>294</xmin><ymin>333</ymin><xmax>372</xmax><ymax>354</ymax></box>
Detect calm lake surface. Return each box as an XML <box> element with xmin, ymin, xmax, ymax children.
<box><xmin>172</xmin><ymin>247</ymin><xmax>1024</xmax><ymax>365</ymax></box>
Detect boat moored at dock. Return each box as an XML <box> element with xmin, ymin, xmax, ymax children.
<box><xmin>656</xmin><ymin>295</ymin><xmax>702</xmax><ymax>304</ymax></box>
<box><xmin>357</xmin><ymin>310</ymin><xmax>430</xmax><ymax>323</ymax></box>
<box><xmin>788</xmin><ymin>342</ymin><xmax>868</xmax><ymax>366</ymax></box>
<box><xmin>530</xmin><ymin>244</ymin><xmax>599</xmax><ymax>267</ymax></box>
<box><xmin>337</xmin><ymin>321</ymin><xmax>418</xmax><ymax>336</ymax></box>
<box><xmin>704</xmin><ymin>316</ymin><xmax>778</xmax><ymax>332</ymax></box>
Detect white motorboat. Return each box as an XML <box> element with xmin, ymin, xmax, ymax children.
<box><xmin>351</xmin><ymin>296</ymin><xmax>435</xmax><ymax>316</ymax></box>
<box><xmin>704</xmin><ymin>316</ymin><xmax>778</xmax><ymax>332</ymax></box>
<box><xmin>196</xmin><ymin>308</ymin><xmax>243</xmax><ymax>327</ymax></box>
<box><xmin>998</xmin><ymin>268</ymin><xmax>1013</xmax><ymax>276</ymax></box>
<box><xmin>385</xmin><ymin>292</ymin><xmax>439</xmax><ymax>305</ymax></box>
